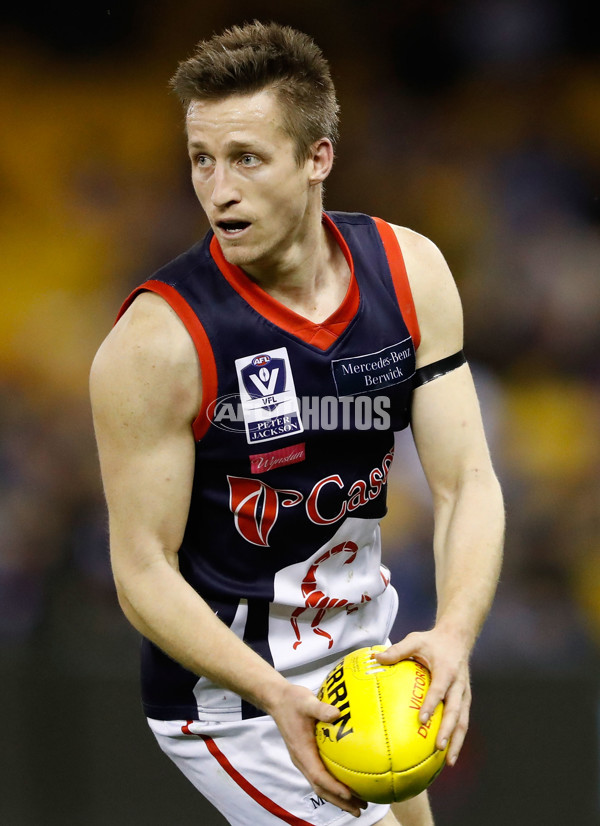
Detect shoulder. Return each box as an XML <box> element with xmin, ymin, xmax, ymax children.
<box><xmin>386</xmin><ymin>223</ymin><xmax>464</xmax><ymax>367</ymax></box>
<box><xmin>90</xmin><ymin>291</ymin><xmax>201</xmax><ymax>428</ymax></box>
<box><xmin>93</xmin><ymin>291</ymin><xmax>197</xmax><ymax>377</ymax></box>
<box><xmin>326</xmin><ymin>211</ymin><xmax>372</xmax><ymax>227</ymax></box>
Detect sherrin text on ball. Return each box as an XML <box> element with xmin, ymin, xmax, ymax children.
<box><xmin>315</xmin><ymin>646</ymin><xmax>448</xmax><ymax>803</ymax></box>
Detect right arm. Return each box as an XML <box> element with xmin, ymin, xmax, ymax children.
<box><xmin>89</xmin><ymin>293</ymin><xmax>364</xmax><ymax>816</ymax></box>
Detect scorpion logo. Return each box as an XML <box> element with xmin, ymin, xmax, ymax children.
<box><xmin>290</xmin><ymin>540</ymin><xmax>373</xmax><ymax>650</ymax></box>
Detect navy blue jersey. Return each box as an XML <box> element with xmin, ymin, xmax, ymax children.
<box><xmin>118</xmin><ymin>212</ymin><xmax>421</xmax><ymax>721</ymax></box>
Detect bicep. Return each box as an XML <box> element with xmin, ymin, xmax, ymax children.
<box><xmin>410</xmin><ymin>364</ymin><xmax>493</xmax><ymax>498</ymax></box>
<box><xmin>391</xmin><ymin>224</ymin><xmax>464</xmax><ymax>369</ymax></box>
<box><xmin>388</xmin><ymin>225</ymin><xmax>488</xmax><ymax>484</ymax></box>
<box><xmin>90</xmin><ymin>298</ymin><xmax>200</xmax><ymax>574</ymax></box>
<box><xmin>93</xmin><ymin>398</ymin><xmax>196</xmax><ymax>568</ymax></box>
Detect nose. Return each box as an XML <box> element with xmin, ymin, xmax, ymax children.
<box><xmin>211</xmin><ymin>163</ymin><xmax>241</xmax><ymax>208</ymax></box>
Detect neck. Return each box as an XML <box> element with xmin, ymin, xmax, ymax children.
<box><xmin>244</xmin><ymin>207</ymin><xmax>350</xmax><ymax>323</ymax></box>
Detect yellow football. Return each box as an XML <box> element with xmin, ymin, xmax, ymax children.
<box><xmin>315</xmin><ymin>646</ymin><xmax>447</xmax><ymax>803</ymax></box>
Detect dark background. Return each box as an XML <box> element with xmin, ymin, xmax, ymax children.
<box><xmin>1</xmin><ymin>2</ymin><xmax>599</xmax><ymax>824</ymax></box>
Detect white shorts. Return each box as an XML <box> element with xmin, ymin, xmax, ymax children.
<box><xmin>148</xmin><ymin>715</ymin><xmax>390</xmax><ymax>826</ymax></box>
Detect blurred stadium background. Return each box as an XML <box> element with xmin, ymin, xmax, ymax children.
<box><xmin>1</xmin><ymin>2</ymin><xmax>598</xmax><ymax>824</ymax></box>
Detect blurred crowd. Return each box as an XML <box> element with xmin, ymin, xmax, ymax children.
<box><xmin>1</xmin><ymin>0</ymin><xmax>599</xmax><ymax>680</ymax></box>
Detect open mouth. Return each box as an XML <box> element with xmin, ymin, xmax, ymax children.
<box><xmin>217</xmin><ymin>220</ymin><xmax>251</xmax><ymax>235</ymax></box>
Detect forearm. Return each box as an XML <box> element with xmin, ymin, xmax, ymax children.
<box><xmin>113</xmin><ymin>552</ymin><xmax>287</xmax><ymax>714</ymax></box>
<box><xmin>112</xmin><ymin>549</ymin><xmax>367</xmax><ymax>816</ymax></box>
<box><xmin>432</xmin><ymin>469</ymin><xmax>504</xmax><ymax>650</ymax></box>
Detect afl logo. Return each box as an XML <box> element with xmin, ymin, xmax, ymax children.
<box><xmin>235</xmin><ymin>346</ymin><xmax>304</xmax><ymax>444</ymax></box>
<box><xmin>253</xmin><ymin>354</ymin><xmax>271</xmax><ymax>367</ymax></box>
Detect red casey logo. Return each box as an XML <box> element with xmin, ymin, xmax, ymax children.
<box><xmin>227</xmin><ymin>448</ymin><xmax>393</xmax><ymax>546</ymax></box>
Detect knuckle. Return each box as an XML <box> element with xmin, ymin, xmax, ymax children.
<box><xmin>313</xmin><ymin>767</ymin><xmax>333</xmax><ymax>788</ymax></box>
<box><xmin>427</xmin><ymin>683</ymin><xmax>447</xmax><ymax>707</ymax></box>
<box><xmin>444</xmin><ymin>663</ymin><xmax>459</xmax><ymax>683</ymax></box>
<box><xmin>288</xmin><ymin>752</ymin><xmax>302</xmax><ymax>771</ymax></box>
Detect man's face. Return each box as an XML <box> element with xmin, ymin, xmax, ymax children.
<box><xmin>186</xmin><ymin>89</ymin><xmax>315</xmax><ymax>274</ymax></box>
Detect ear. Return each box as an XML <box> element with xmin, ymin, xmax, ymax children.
<box><xmin>307</xmin><ymin>139</ymin><xmax>334</xmax><ymax>186</ymax></box>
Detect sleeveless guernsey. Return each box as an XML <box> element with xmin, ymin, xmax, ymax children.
<box><xmin>117</xmin><ymin>211</ymin><xmax>421</xmax><ymax>722</ymax></box>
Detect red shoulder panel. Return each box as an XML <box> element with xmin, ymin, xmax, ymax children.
<box><xmin>372</xmin><ymin>217</ymin><xmax>421</xmax><ymax>350</ymax></box>
<box><xmin>116</xmin><ymin>281</ymin><xmax>217</xmax><ymax>442</ymax></box>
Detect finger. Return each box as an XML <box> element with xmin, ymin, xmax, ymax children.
<box><xmin>288</xmin><ymin>711</ymin><xmax>366</xmax><ymax>815</ymax></box>
<box><xmin>433</xmin><ymin>677</ymin><xmax>462</xmax><ymax>748</ymax></box>
<box><xmin>312</xmin><ymin>774</ymin><xmax>368</xmax><ymax>816</ymax></box>
<box><xmin>292</xmin><ymin>749</ymin><xmax>366</xmax><ymax>816</ymax></box>
<box><xmin>312</xmin><ymin>783</ymin><xmax>367</xmax><ymax>817</ymax></box>
<box><xmin>373</xmin><ymin>634</ymin><xmax>430</xmax><ymax>668</ymax></box>
<box><xmin>425</xmin><ymin>667</ymin><xmax>469</xmax><ymax>756</ymax></box>
<box><xmin>418</xmin><ymin>667</ymin><xmax>452</xmax><ymax>726</ymax></box>
<box><xmin>446</xmin><ymin>683</ymin><xmax>471</xmax><ymax>765</ymax></box>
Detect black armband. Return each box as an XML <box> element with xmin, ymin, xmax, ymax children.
<box><xmin>413</xmin><ymin>350</ymin><xmax>467</xmax><ymax>388</ymax></box>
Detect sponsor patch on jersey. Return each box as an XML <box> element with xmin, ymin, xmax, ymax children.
<box><xmin>331</xmin><ymin>337</ymin><xmax>415</xmax><ymax>396</ymax></box>
<box><xmin>249</xmin><ymin>442</ymin><xmax>306</xmax><ymax>475</ymax></box>
<box><xmin>235</xmin><ymin>347</ymin><xmax>304</xmax><ymax>445</ymax></box>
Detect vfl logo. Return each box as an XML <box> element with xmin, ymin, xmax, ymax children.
<box><xmin>228</xmin><ymin>476</ymin><xmax>303</xmax><ymax>547</ymax></box>
<box><xmin>241</xmin><ymin>355</ymin><xmax>285</xmax><ymax>412</ymax></box>
<box><xmin>235</xmin><ymin>347</ymin><xmax>304</xmax><ymax>445</ymax></box>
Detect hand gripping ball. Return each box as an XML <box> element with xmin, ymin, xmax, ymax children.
<box><xmin>315</xmin><ymin>646</ymin><xmax>448</xmax><ymax>803</ymax></box>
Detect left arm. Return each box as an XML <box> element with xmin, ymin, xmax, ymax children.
<box><xmin>376</xmin><ymin>226</ymin><xmax>505</xmax><ymax>766</ymax></box>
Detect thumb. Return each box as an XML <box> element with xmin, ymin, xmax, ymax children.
<box><xmin>313</xmin><ymin>698</ymin><xmax>341</xmax><ymax>723</ymax></box>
